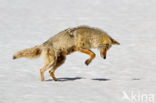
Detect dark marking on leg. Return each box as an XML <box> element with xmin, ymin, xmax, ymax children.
<box><xmin>49</xmin><ymin>52</ymin><xmax>66</xmax><ymax>81</ymax></box>
<box><xmin>67</xmin><ymin>46</ymin><xmax>76</xmax><ymax>55</ymax></box>
<box><xmin>85</xmin><ymin>59</ymin><xmax>90</xmax><ymax>65</ymax></box>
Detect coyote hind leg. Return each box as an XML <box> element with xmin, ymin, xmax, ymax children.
<box><xmin>40</xmin><ymin>48</ymin><xmax>55</xmax><ymax>81</ymax></box>
<box><xmin>40</xmin><ymin>63</ymin><xmax>53</xmax><ymax>81</ymax></box>
<box><xmin>79</xmin><ymin>49</ymin><xmax>95</xmax><ymax>65</ymax></box>
<box><xmin>49</xmin><ymin>54</ymin><xmax>66</xmax><ymax>81</ymax></box>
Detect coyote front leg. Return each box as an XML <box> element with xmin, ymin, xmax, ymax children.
<box><xmin>79</xmin><ymin>49</ymin><xmax>95</xmax><ymax>65</ymax></box>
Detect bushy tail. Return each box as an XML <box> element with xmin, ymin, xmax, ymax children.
<box><xmin>13</xmin><ymin>46</ymin><xmax>42</xmax><ymax>59</ymax></box>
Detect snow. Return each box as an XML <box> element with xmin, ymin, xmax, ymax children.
<box><xmin>0</xmin><ymin>0</ymin><xmax>156</xmax><ymax>103</ymax></box>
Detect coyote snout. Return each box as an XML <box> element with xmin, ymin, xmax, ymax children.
<box><xmin>13</xmin><ymin>26</ymin><xmax>120</xmax><ymax>81</ymax></box>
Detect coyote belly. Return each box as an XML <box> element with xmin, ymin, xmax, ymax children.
<box><xmin>13</xmin><ymin>26</ymin><xmax>120</xmax><ymax>81</ymax></box>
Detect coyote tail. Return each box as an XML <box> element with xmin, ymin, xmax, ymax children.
<box><xmin>13</xmin><ymin>46</ymin><xmax>42</xmax><ymax>59</ymax></box>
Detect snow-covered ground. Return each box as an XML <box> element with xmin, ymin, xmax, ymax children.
<box><xmin>0</xmin><ymin>0</ymin><xmax>156</xmax><ymax>103</ymax></box>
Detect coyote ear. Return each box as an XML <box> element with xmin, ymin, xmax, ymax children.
<box><xmin>112</xmin><ymin>39</ymin><xmax>120</xmax><ymax>45</ymax></box>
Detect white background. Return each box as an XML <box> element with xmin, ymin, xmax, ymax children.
<box><xmin>0</xmin><ymin>0</ymin><xmax>156</xmax><ymax>103</ymax></box>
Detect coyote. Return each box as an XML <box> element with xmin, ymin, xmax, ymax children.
<box><xmin>13</xmin><ymin>26</ymin><xmax>120</xmax><ymax>81</ymax></box>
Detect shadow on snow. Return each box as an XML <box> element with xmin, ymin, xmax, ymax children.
<box><xmin>92</xmin><ymin>78</ymin><xmax>111</xmax><ymax>81</ymax></box>
<box><xmin>46</xmin><ymin>77</ymin><xmax>83</xmax><ymax>82</ymax></box>
<box><xmin>46</xmin><ymin>77</ymin><xmax>111</xmax><ymax>82</ymax></box>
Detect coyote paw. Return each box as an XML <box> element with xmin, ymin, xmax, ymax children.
<box><xmin>85</xmin><ymin>59</ymin><xmax>90</xmax><ymax>66</ymax></box>
<box><xmin>41</xmin><ymin>78</ymin><xmax>45</xmax><ymax>81</ymax></box>
<box><xmin>54</xmin><ymin>79</ymin><xmax>59</xmax><ymax>81</ymax></box>
<box><xmin>53</xmin><ymin>78</ymin><xmax>58</xmax><ymax>81</ymax></box>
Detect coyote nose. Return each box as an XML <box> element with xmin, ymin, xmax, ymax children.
<box><xmin>103</xmin><ymin>56</ymin><xmax>106</xmax><ymax>59</ymax></box>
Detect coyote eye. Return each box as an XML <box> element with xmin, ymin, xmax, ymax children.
<box><xmin>104</xmin><ymin>43</ymin><xmax>111</xmax><ymax>49</ymax></box>
<box><xmin>105</xmin><ymin>43</ymin><xmax>109</xmax><ymax>47</ymax></box>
